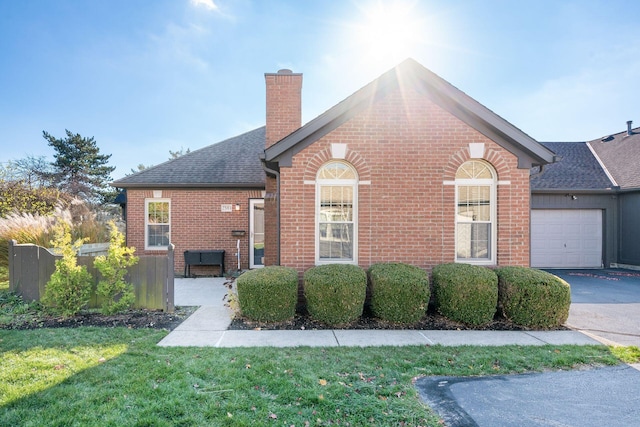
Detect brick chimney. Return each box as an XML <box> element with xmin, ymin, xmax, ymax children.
<box><xmin>265</xmin><ymin>69</ymin><xmax>303</xmax><ymax>148</ymax></box>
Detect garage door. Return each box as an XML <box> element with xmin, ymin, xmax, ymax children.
<box><xmin>531</xmin><ymin>209</ymin><xmax>602</xmax><ymax>268</ymax></box>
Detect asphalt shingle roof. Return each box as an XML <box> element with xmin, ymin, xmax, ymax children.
<box><xmin>587</xmin><ymin>126</ymin><xmax>640</xmax><ymax>189</ymax></box>
<box><xmin>531</xmin><ymin>141</ymin><xmax>614</xmax><ymax>190</ymax></box>
<box><xmin>111</xmin><ymin>127</ymin><xmax>265</xmax><ymax>188</ymax></box>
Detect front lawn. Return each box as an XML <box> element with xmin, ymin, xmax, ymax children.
<box><xmin>0</xmin><ymin>327</ymin><xmax>624</xmax><ymax>426</ymax></box>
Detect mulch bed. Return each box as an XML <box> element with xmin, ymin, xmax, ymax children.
<box><xmin>228</xmin><ymin>305</ymin><xmax>568</xmax><ymax>331</ymax></box>
<box><xmin>3</xmin><ymin>304</ymin><xmax>567</xmax><ymax>332</ymax></box>
<box><xmin>1</xmin><ymin>306</ymin><xmax>197</xmax><ymax>331</ymax></box>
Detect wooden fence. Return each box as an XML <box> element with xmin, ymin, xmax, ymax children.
<box><xmin>8</xmin><ymin>240</ymin><xmax>175</xmax><ymax>312</ymax></box>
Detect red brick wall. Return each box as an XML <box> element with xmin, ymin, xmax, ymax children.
<box><xmin>264</xmin><ymin>69</ymin><xmax>303</xmax><ymax>263</ymax></box>
<box><xmin>277</xmin><ymin>86</ymin><xmax>531</xmax><ymax>275</ymax></box>
<box><xmin>125</xmin><ymin>188</ymin><xmax>263</xmax><ymax>275</ymax></box>
<box><xmin>265</xmin><ymin>70</ymin><xmax>302</xmax><ymax>148</ymax></box>
<box><xmin>263</xmin><ymin>175</ymin><xmax>279</xmax><ymax>266</ymax></box>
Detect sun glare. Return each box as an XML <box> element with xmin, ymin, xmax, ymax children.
<box><xmin>352</xmin><ymin>1</ymin><xmax>425</xmax><ymax>67</ymax></box>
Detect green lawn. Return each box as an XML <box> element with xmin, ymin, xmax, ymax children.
<box><xmin>0</xmin><ymin>327</ymin><xmax>624</xmax><ymax>427</ymax></box>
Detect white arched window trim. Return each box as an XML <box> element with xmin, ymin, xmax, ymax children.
<box><xmin>454</xmin><ymin>160</ymin><xmax>497</xmax><ymax>265</ymax></box>
<box><xmin>315</xmin><ymin>161</ymin><xmax>358</xmax><ymax>265</ymax></box>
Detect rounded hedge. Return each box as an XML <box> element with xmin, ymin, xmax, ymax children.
<box><xmin>303</xmin><ymin>264</ymin><xmax>367</xmax><ymax>326</ymax></box>
<box><xmin>236</xmin><ymin>266</ymin><xmax>298</xmax><ymax>322</ymax></box>
<box><xmin>496</xmin><ymin>266</ymin><xmax>571</xmax><ymax>328</ymax></box>
<box><xmin>368</xmin><ymin>263</ymin><xmax>430</xmax><ymax>324</ymax></box>
<box><xmin>432</xmin><ymin>263</ymin><xmax>498</xmax><ymax>326</ymax></box>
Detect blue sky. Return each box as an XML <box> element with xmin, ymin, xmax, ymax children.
<box><xmin>1</xmin><ymin>0</ymin><xmax>639</xmax><ymax>179</ymax></box>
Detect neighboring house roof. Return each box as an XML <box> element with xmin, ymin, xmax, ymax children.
<box><xmin>587</xmin><ymin>126</ymin><xmax>640</xmax><ymax>190</ymax></box>
<box><xmin>531</xmin><ymin>141</ymin><xmax>614</xmax><ymax>192</ymax></box>
<box><xmin>111</xmin><ymin>126</ymin><xmax>266</xmax><ymax>188</ymax></box>
<box><xmin>264</xmin><ymin>58</ymin><xmax>556</xmax><ymax>169</ymax></box>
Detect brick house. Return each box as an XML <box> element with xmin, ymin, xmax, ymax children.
<box><xmin>112</xmin><ymin>59</ymin><xmax>556</xmax><ymax>276</ymax></box>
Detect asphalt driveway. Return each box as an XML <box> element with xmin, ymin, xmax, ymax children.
<box><xmin>552</xmin><ymin>268</ymin><xmax>640</xmax><ymax>347</ymax></box>
<box><xmin>416</xmin><ymin>268</ymin><xmax>640</xmax><ymax>426</ymax></box>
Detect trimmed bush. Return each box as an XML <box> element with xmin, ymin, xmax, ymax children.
<box><xmin>94</xmin><ymin>221</ymin><xmax>139</xmax><ymax>315</ymax></box>
<box><xmin>304</xmin><ymin>264</ymin><xmax>367</xmax><ymax>326</ymax></box>
<box><xmin>432</xmin><ymin>263</ymin><xmax>498</xmax><ymax>326</ymax></box>
<box><xmin>236</xmin><ymin>266</ymin><xmax>298</xmax><ymax>322</ymax></box>
<box><xmin>42</xmin><ymin>223</ymin><xmax>92</xmax><ymax>317</ymax></box>
<box><xmin>368</xmin><ymin>263</ymin><xmax>429</xmax><ymax>324</ymax></box>
<box><xmin>496</xmin><ymin>266</ymin><xmax>571</xmax><ymax>328</ymax></box>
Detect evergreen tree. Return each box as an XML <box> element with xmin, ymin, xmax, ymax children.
<box><xmin>42</xmin><ymin>130</ymin><xmax>116</xmax><ymax>205</ymax></box>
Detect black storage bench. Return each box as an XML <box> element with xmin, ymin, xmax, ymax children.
<box><xmin>184</xmin><ymin>250</ymin><xmax>225</xmax><ymax>277</ymax></box>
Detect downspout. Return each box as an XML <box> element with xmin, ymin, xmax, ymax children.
<box><xmin>261</xmin><ymin>162</ymin><xmax>281</xmax><ymax>265</ymax></box>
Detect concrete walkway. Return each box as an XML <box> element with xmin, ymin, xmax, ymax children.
<box><xmin>157</xmin><ymin>277</ymin><xmax>599</xmax><ymax>348</ymax></box>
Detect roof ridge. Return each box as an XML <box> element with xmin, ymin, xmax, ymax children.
<box><xmin>586</xmin><ymin>141</ymin><xmax>619</xmax><ymax>187</ymax></box>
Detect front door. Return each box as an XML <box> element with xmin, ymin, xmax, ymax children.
<box><xmin>249</xmin><ymin>199</ymin><xmax>264</xmax><ymax>268</ymax></box>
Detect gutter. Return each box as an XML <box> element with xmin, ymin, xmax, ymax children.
<box><xmin>531</xmin><ymin>188</ymin><xmax>619</xmax><ymax>195</ymax></box>
<box><xmin>109</xmin><ymin>182</ymin><xmax>265</xmax><ymax>189</ymax></box>
<box><xmin>261</xmin><ymin>160</ymin><xmax>281</xmax><ymax>265</ymax></box>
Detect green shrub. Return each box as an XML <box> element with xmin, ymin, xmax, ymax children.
<box><xmin>304</xmin><ymin>264</ymin><xmax>366</xmax><ymax>326</ymax></box>
<box><xmin>94</xmin><ymin>221</ymin><xmax>139</xmax><ymax>315</ymax></box>
<box><xmin>496</xmin><ymin>266</ymin><xmax>571</xmax><ymax>328</ymax></box>
<box><xmin>368</xmin><ymin>263</ymin><xmax>429</xmax><ymax>324</ymax></box>
<box><xmin>41</xmin><ymin>223</ymin><xmax>92</xmax><ymax>317</ymax></box>
<box><xmin>236</xmin><ymin>266</ymin><xmax>298</xmax><ymax>322</ymax></box>
<box><xmin>432</xmin><ymin>263</ymin><xmax>498</xmax><ymax>326</ymax></box>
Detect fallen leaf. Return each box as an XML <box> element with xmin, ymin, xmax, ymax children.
<box><xmin>268</xmin><ymin>413</ymin><xmax>277</xmax><ymax>419</ymax></box>
<box><xmin>98</xmin><ymin>357</ymin><xmax>106</xmax><ymax>363</ymax></box>
<box><xmin>318</xmin><ymin>379</ymin><xmax>327</xmax><ymax>386</ymax></box>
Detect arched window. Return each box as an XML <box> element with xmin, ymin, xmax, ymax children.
<box><xmin>316</xmin><ymin>161</ymin><xmax>358</xmax><ymax>263</ymax></box>
<box><xmin>455</xmin><ymin>160</ymin><xmax>496</xmax><ymax>264</ymax></box>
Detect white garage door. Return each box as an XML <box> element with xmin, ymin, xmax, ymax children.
<box><xmin>531</xmin><ymin>209</ymin><xmax>602</xmax><ymax>268</ymax></box>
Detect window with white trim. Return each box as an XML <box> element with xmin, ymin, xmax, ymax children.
<box><xmin>145</xmin><ymin>199</ymin><xmax>170</xmax><ymax>250</ymax></box>
<box><xmin>316</xmin><ymin>161</ymin><xmax>357</xmax><ymax>263</ymax></box>
<box><xmin>455</xmin><ymin>160</ymin><xmax>496</xmax><ymax>264</ymax></box>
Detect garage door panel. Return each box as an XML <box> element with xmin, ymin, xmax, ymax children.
<box><xmin>531</xmin><ymin>209</ymin><xmax>602</xmax><ymax>268</ymax></box>
<box><xmin>548</xmin><ymin>239</ymin><xmax>565</xmax><ymax>250</ymax></box>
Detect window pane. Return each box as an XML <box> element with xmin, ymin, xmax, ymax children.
<box><xmin>148</xmin><ymin>224</ymin><xmax>170</xmax><ymax>247</ymax></box>
<box><xmin>147</xmin><ymin>201</ymin><xmax>169</xmax><ymax>248</ymax></box>
<box><xmin>148</xmin><ymin>202</ymin><xmax>169</xmax><ymax>224</ymax></box>
<box><xmin>320</xmin><ymin>186</ymin><xmax>353</xmax><ymax>221</ymax></box>
<box><xmin>319</xmin><ymin>223</ymin><xmax>353</xmax><ymax>259</ymax></box>
<box><xmin>457</xmin><ymin>223</ymin><xmax>490</xmax><ymax>259</ymax></box>
<box><xmin>318</xmin><ymin>162</ymin><xmax>356</xmax><ymax>180</ymax></box>
<box><xmin>457</xmin><ymin>186</ymin><xmax>490</xmax><ymax>221</ymax></box>
<box><xmin>455</xmin><ymin>160</ymin><xmax>492</xmax><ymax>179</ymax></box>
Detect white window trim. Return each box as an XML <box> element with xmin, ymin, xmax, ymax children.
<box><xmin>145</xmin><ymin>198</ymin><xmax>171</xmax><ymax>251</ymax></box>
<box><xmin>315</xmin><ymin>163</ymin><xmax>358</xmax><ymax>265</ymax></box>
<box><xmin>454</xmin><ymin>175</ymin><xmax>497</xmax><ymax>265</ymax></box>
